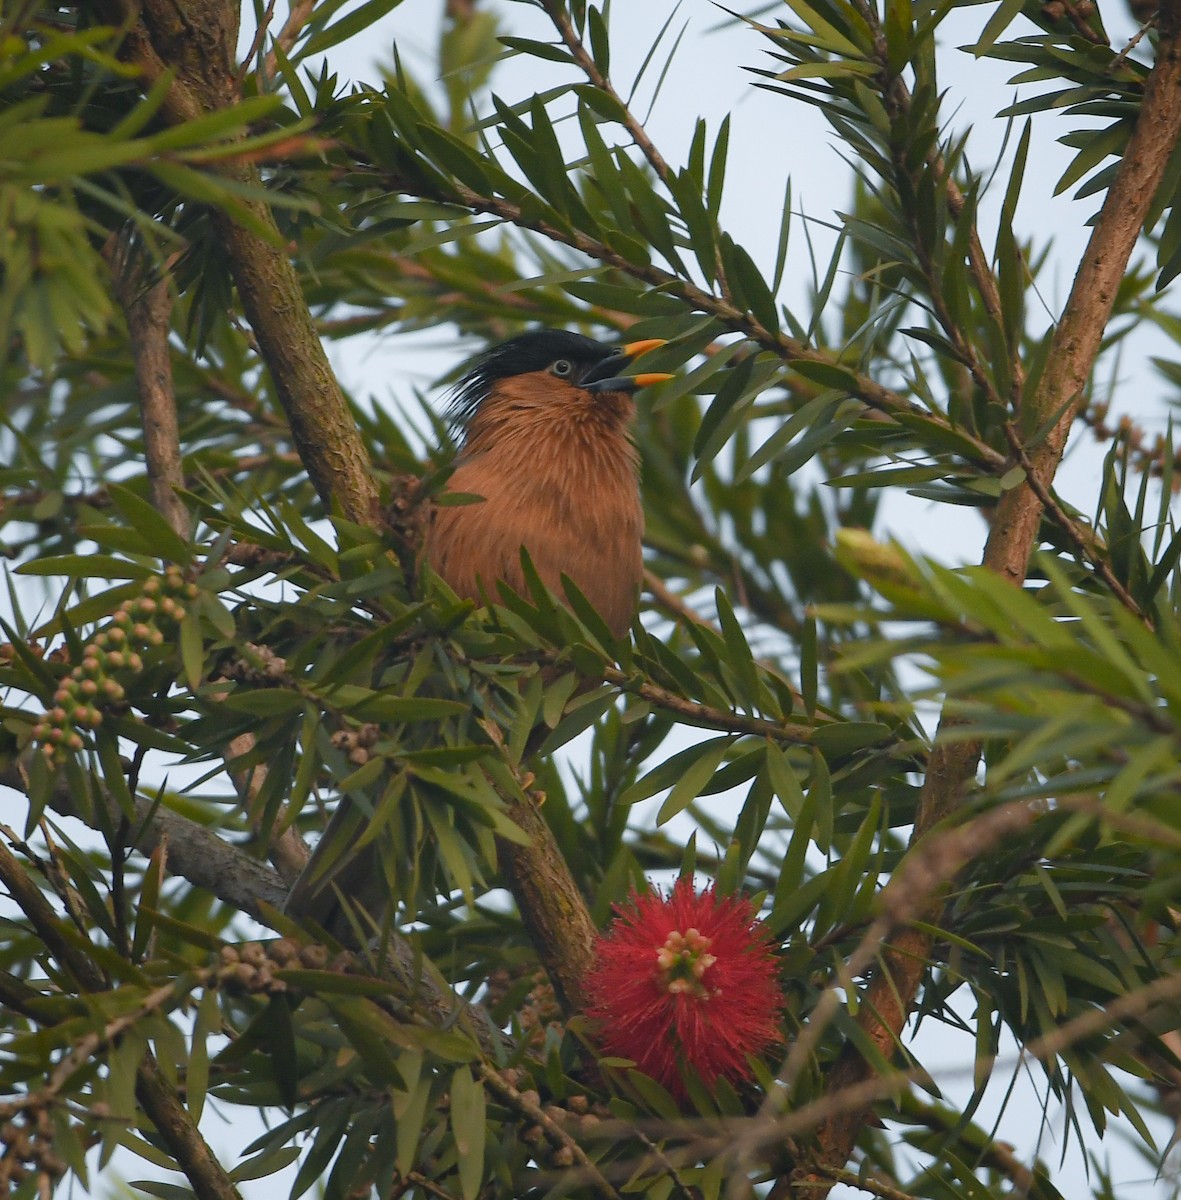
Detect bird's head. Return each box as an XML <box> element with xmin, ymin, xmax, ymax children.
<box><xmin>446</xmin><ymin>329</ymin><xmax>671</xmax><ymax>444</ymax></box>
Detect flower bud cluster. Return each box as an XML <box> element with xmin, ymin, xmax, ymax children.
<box><xmin>0</xmin><ymin>1111</ymin><xmax>65</xmax><ymax>1193</ymax></box>
<box><xmin>32</xmin><ymin>568</ymin><xmax>198</xmax><ymax>764</ymax></box>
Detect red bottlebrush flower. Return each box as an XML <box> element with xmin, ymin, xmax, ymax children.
<box><xmin>584</xmin><ymin>878</ymin><xmax>783</xmax><ymax>1099</ymax></box>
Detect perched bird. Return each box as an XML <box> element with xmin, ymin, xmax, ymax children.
<box><xmin>286</xmin><ymin>329</ymin><xmax>670</xmax><ymax>936</ymax></box>
<box><xmin>426</xmin><ymin>329</ymin><xmax>670</xmax><ymax>635</ymax></box>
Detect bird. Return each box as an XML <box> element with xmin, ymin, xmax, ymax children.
<box><xmin>285</xmin><ymin>329</ymin><xmax>671</xmax><ymax>937</ymax></box>
<box><xmin>425</xmin><ymin>328</ymin><xmax>670</xmax><ymax>635</ymax></box>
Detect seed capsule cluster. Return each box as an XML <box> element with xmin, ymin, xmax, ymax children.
<box><xmin>0</xmin><ymin>1110</ymin><xmax>65</xmax><ymax>1193</ymax></box>
<box><xmin>513</xmin><ymin>1087</ymin><xmax>608</xmax><ymax>1168</ymax></box>
<box><xmin>330</xmin><ymin>722</ymin><xmax>380</xmax><ymax>766</ymax></box>
<box><xmin>32</xmin><ymin>567</ymin><xmax>198</xmax><ymax>764</ymax></box>
<box><xmin>216</xmin><ymin>939</ymin><xmax>342</xmax><ymax>995</ymax></box>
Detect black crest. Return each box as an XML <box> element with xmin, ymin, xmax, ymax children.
<box><xmin>446</xmin><ymin>329</ymin><xmax>612</xmax><ymax>430</ymax></box>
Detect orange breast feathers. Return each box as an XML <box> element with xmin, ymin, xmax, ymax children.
<box><xmin>424</xmin><ymin>372</ymin><xmax>644</xmax><ymax>638</ymax></box>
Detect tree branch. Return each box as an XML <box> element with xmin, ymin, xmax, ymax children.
<box><xmin>1</xmin><ymin>764</ymin><xmax>290</xmax><ymax>918</ymax></box>
<box><xmin>97</xmin><ymin>0</ymin><xmax>383</xmax><ymax>528</ymax></box>
<box><xmin>225</xmin><ymin>728</ymin><xmax>310</xmax><ymax>886</ymax></box>
<box><xmin>107</xmin><ymin>238</ymin><xmax>190</xmax><ymax>541</ymax></box>
<box><xmin>539</xmin><ymin>0</ymin><xmax>674</xmax><ymax>188</ymax></box>
<box><xmin>801</xmin><ymin>5</ymin><xmax>1181</xmax><ymax>1187</ymax></box>
<box><xmin>135</xmin><ymin>1052</ymin><xmax>245</xmax><ymax>1200</ymax></box>
<box><xmin>1</xmin><ymin>762</ymin><xmax>505</xmax><ymax>1050</ymax></box>
<box><xmin>799</xmin><ymin>1167</ymin><xmax>920</xmax><ymax>1200</ymax></box>
<box><xmin>0</xmin><ymin>833</ymin><xmax>243</xmax><ymax>1200</ymax></box>
<box><xmin>261</xmin><ymin>0</ymin><xmax>317</xmax><ymax>83</ymax></box>
<box><xmin>1000</xmin><ymin>420</ymin><xmax>1149</xmax><ymax>623</ymax></box>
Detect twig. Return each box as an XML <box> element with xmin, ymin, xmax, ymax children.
<box><xmin>1077</xmin><ymin>397</ymin><xmax>1181</xmax><ymax>484</ymax></box>
<box><xmin>225</xmin><ymin>729</ymin><xmax>310</xmax><ymax>885</ymax></box>
<box><xmin>0</xmin><ymin>977</ymin><xmax>196</xmax><ymax>1121</ymax></box>
<box><xmin>632</xmin><ymin>1129</ymin><xmax>701</xmax><ymax>1200</ymax></box>
<box><xmin>476</xmin><ymin>719</ymin><xmax>600</xmax><ymax>1015</ymax></box>
<box><xmin>395</xmin><ymin>1171</ymin><xmax>461</xmax><ymax>1200</ymax></box>
<box><xmin>845</xmin><ymin>0</ymin><xmax>1025</xmax><ymax>407</ymax></box>
<box><xmin>262</xmin><ymin>0</ymin><xmax>316</xmax><ymax>83</ymax></box>
<box><xmin>644</xmin><ymin>570</ymin><xmax>712</xmax><ymax>628</ymax></box>
<box><xmin>1057</xmin><ymin>793</ymin><xmax>1181</xmax><ymax>847</ymax></box>
<box><xmin>1023</xmin><ymin>970</ymin><xmax>1181</xmax><ymax>1062</ymax></box>
<box><xmin>598</xmin><ymin>663</ymin><xmax>835</xmax><ymax>742</ymax></box>
<box><xmin>796</xmin><ymin>1167</ymin><xmax>920</xmax><ymax>1200</ymax></box>
<box><xmin>539</xmin><ymin>1</ymin><xmax>674</xmax><ymax>188</ymax></box>
<box><xmin>1111</xmin><ymin>15</ymin><xmax>1157</xmax><ymax>71</ymax></box>
<box><xmin>135</xmin><ymin>1050</ymin><xmax>245</xmax><ymax>1200</ymax></box>
<box><xmin>1054</xmin><ymin>0</ymin><xmax>1109</xmax><ymax>46</ymax></box>
<box><xmin>96</xmin><ymin>0</ymin><xmax>384</xmax><ymax>529</ymax></box>
<box><xmin>905</xmin><ymin>1101</ymin><xmax>1036</xmax><ymax>1194</ymax></box>
<box><xmin>238</xmin><ymin>0</ymin><xmax>276</xmax><ymax>88</ymax></box>
<box><xmin>0</xmin><ymin>835</ymin><xmax>106</xmax><ymax>991</ymax></box>
<box><xmin>643</xmin><ymin>569</ymin><xmax>813</xmax><ymax>711</ymax></box>
<box><xmin>1001</xmin><ymin>420</ymin><xmax>1149</xmax><ymax>624</ymax></box>
<box><xmin>106</xmin><ymin>236</ymin><xmax>190</xmax><ymax>542</ymax></box>
<box><xmin>0</xmin><ymin>830</ymin><xmax>243</xmax><ymax>1200</ymax></box>
<box><xmin>2</xmin><ymin>760</ymin><xmax>507</xmax><ymax>1052</ymax></box>
<box><xmin>1</xmin><ymin>763</ymin><xmax>291</xmax><ymax>918</ymax></box>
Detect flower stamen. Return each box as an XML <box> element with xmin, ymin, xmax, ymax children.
<box><xmin>656</xmin><ymin>927</ymin><xmax>718</xmax><ymax>998</ymax></box>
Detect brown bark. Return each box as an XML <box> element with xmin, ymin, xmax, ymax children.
<box><xmin>135</xmin><ymin>1054</ymin><xmax>244</xmax><ymax>1200</ymax></box>
<box><xmin>109</xmin><ymin>245</ymin><xmax>190</xmax><ymax>540</ymax></box>
<box><xmin>97</xmin><ymin>0</ymin><xmax>382</xmax><ymax>528</ymax></box>
<box><xmin>499</xmin><ymin>797</ymin><xmax>597</xmax><ymax>1012</ymax></box>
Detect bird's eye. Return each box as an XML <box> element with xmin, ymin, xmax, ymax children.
<box><xmin>550</xmin><ymin>359</ymin><xmax>573</xmax><ymax>378</ymax></box>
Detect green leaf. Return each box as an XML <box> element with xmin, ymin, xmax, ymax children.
<box><xmin>810</xmin><ymin>722</ymin><xmax>891</xmax><ymax>756</ymax></box>
<box><xmin>128</xmin><ymin>1185</ymin><xmax>198</xmax><ymax>1200</ymax></box>
<box><xmin>498</xmin><ymin>36</ymin><xmax>575</xmax><ymax>64</ymax></box>
<box><xmin>187</xmin><ymin>987</ymin><xmax>218</xmax><ymax>1126</ymax></box>
<box><xmin>179</xmin><ymin>613</ymin><xmax>203</xmax><ymax>691</ymax></box>
<box><xmin>16</xmin><ymin>555</ymin><xmax>152</xmax><ymax>579</ymax></box>
<box><xmin>451</xmin><ymin>1067</ymin><xmax>486</xmax><ymax>1200</ymax></box>
<box><xmin>800</xmin><ymin>613</ymin><xmax>817</xmax><ymax>717</ymax></box>
<box><xmin>107</xmin><ymin>484</ymin><xmax>190</xmax><ymax>565</ymax></box>
<box><xmin>972</xmin><ymin>0</ymin><xmax>1026</xmax><ymax>55</ymax></box>
<box><xmin>395</xmin><ymin>1072</ymin><xmax>432</xmax><ymax>1175</ymax></box>
<box><xmin>587</xmin><ymin>5</ymin><xmax>611</xmax><ymax>75</ymax></box>
<box><xmin>229</xmin><ymin>1144</ymin><xmax>302</xmax><ymax>1183</ymax></box>
<box><xmin>656</xmin><ymin>736</ymin><xmax>734</xmax><ymax>825</ymax></box>
<box><xmin>223</xmin><ymin>689</ymin><xmax>305</xmax><ymax>716</ymax></box>
<box><xmin>882</xmin><ymin>0</ymin><xmax>914</xmax><ymax>73</ymax></box>
<box><xmin>302</xmin><ymin>0</ymin><xmax>408</xmax><ymax>56</ymax></box>
<box><xmin>827</xmin><ymin>464</ymin><xmax>950</xmax><ymax>489</ymax></box>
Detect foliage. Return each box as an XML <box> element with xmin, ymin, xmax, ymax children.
<box><xmin>2</xmin><ymin>1</ymin><xmax>1181</xmax><ymax>1198</ymax></box>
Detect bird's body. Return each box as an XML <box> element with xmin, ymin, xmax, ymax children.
<box><xmin>426</xmin><ymin>330</ymin><xmax>665</xmax><ymax>636</ymax></box>
<box><xmin>286</xmin><ymin>329</ymin><xmax>669</xmax><ymax>937</ymax></box>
